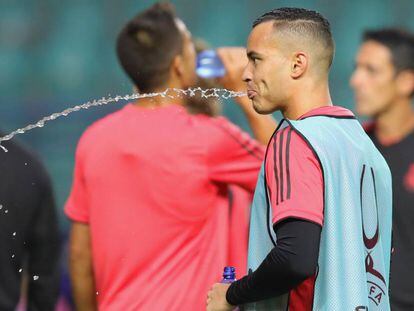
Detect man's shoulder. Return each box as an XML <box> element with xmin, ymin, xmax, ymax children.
<box><xmin>270</xmin><ymin>125</ymin><xmax>316</xmax><ymax>160</ymax></box>
<box><xmin>0</xmin><ymin>134</ymin><xmax>51</xmax><ymax>187</ymax></box>
<box><xmin>191</xmin><ymin>114</ymin><xmax>264</xmax><ymax>160</ymax></box>
<box><xmin>0</xmin><ymin>133</ymin><xmax>36</xmax><ymax>160</ymax></box>
<box><xmin>265</xmin><ymin>126</ymin><xmax>316</xmax><ymax>186</ymax></box>
<box><xmin>79</xmin><ymin>107</ymin><xmax>127</xmax><ymax>142</ymax></box>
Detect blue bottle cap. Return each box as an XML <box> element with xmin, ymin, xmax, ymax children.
<box><xmin>223</xmin><ymin>266</ymin><xmax>235</xmax><ymax>274</ymax></box>
<box><xmin>222</xmin><ymin>266</ymin><xmax>236</xmax><ymax>279</ymax></box>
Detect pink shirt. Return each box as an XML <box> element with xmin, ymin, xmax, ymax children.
<box><xmin>65</xmin><ymin>104</ymin><xmax>263</xmax><ymax>310</ymax></box>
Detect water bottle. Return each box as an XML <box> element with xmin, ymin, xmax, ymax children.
<box><xmin>196</xmin><ymin>50</ymin><xmax>226</xmax><ymax>79</ymax></box>
<box><xmin>221</xmin><ymin>266</ymin><xmax>240</xmax><ymax>310</ymax></box>
<box><xmin>221</xmin><ymin>266</ymin><xmax>236</xmax><ymax>283</ymax></box>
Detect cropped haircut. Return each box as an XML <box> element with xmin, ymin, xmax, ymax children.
<box><xmin>116</xmin><ymin>2</ymin><xmax>183</xmax><ymax>92</ymax></box>
<box><xmin>363</xmin><ymin>28</ymin><xmax>414</xmax><ymax>73</ymax></box>
<box><xmin>253</xmin><ymin>7</ymin><xmax>335</xmax><ymax>69</ymax></box>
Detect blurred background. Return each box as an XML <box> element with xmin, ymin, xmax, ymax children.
<box><xmin>0</xmin><ymin>0</ymin><xmax>413</xmax><ymax>308</ymax></box>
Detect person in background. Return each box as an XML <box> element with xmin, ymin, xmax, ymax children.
<box><xmin>66</xmin><ymin>3</ymin><xmax>275</xmax><ymax>310</ymax></box>
<box><xmin>351</xmin><ymin>28</ymin><xmax>414</xmax><ymax>311</ymax></box>
<box><xmin>0</xmin><ymin>134</ymin><xmax>61</xmax><ymax>310</ymax></box>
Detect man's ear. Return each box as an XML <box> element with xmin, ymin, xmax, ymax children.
<box><xmin>172</xmin><ymin>54</ymin><xmax>184</xmax><ymax>78</ymax></box>
<box><xmin>291</xmin><ymin>52</ymin><xmax>308</xmax><ymax>79</ymax></box>
<box><xmin>396</xmin><ymin>70</ymin><xmax>414</xmax><ymax>98</ymax></box>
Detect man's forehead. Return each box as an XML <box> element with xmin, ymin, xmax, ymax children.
<box><xmin>249</xmin><ymin>21</ymin><xmax>275</xmax><ymax>41</ymax></box>
<box><xmin>360</xmin><ymin>41</ymin><xmax>390</xmax><ymax>56</ymax></box>
<box><xmin>357</xmin><ymin>41</ymin><xmax>392</xmax><ymax>63</ymax></box>
<box><xmin>247</xmin><ymin>21</ymin><xmax>278</xmax><ymax>51</ymax></box>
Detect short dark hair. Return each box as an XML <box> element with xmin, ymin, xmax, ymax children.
<box><xmin>253</xmin><ymin>7</ymin><xmax>335</xmax><ymax>69</ymax></box>
<box><xmin>116</xmin><ymin>2</ymin><xmax>183</xmax><ymax>92</ymax></box>
<box><xmin>363</xmin><ymin>28</ymin><xmax>414</xmax><ymax>73</ymax></box>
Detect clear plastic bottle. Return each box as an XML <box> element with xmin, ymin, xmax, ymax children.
<box><xmin>196</xmin><ymin>50</ymin><xmax>226</xmax><ymax>79</ymax></box>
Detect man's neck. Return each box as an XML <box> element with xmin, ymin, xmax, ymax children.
<box><xmin>133</xmin><ymin>87</ymin><xmax>186</xmax><ymax>108</ymax></box>
<box><xmin>282</xmin><ymin>80</ymin><xmax>333</xmax><ymax>120</ymax></box>
<box><xmin>375</xmin><ymin>99</ymin><xmax>414</xmax><ymax>144</ymax></box>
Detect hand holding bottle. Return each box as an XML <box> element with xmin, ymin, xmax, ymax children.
<box><xmin>206</xmin><ymin>267</ymin><xmax>237</xmax><ymax>311</ymax></box>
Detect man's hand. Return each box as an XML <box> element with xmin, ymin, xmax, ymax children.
<box><xmin>206</xmin><ymin>283</ymin><xmax>235</xmax><ymax>311</ymax></box>
<box><xmin>216</xmin><ymin>47</ymin><xmax>247</xmax><ymax>92</ymax></box>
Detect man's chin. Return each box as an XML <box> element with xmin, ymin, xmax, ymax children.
<box><xmin>252</xmin><ymin>101</ymin><xmax>273</xmax><ymax>115</ymax></box>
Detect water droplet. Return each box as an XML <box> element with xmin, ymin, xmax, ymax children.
<box><xmin>33</xmin><ymin>275</ymin><xmax>39</xmax><ymax>281</ymax></box>
<box><xmin>5</xmin><ymin>210</ymin><xmax>8</xmax><ymax>214</ymax></box>
<box><xmin>96</xmin><ymin>291</ymin><xmax>99</xmax><ymax>295</ymax></box>
<box><xmin>11</xmin><ymin>254</ymin><xmax>15</xmax><ymax>258</ymax></box>
<box><xmin>12</xmin><ymin>232</ymin><xmax>16</xmax><ymax>236</ymax></box>
<box><xmin>0</xmin><ymin>205</ymin><xmax>3</xmax><ymax>210</ymax></box>
<box><xmin>18</xmin><ymin>268</ymin><xmax>22</xmax><ymax>273</ymax></box>
<box><xmin>0</xmin><ymin>144</ymin><xmax>8</xmax><ymax>152</ymax></box>
<box><xmin>24</xmin><ymin>163</ymin><xmax>27</xmax><ymax>166</ymax></box>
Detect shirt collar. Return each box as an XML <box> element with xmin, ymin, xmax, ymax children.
<box><xmin>298</xmin><ymin>106</ymin><xmax>355</xmax><ymax>120</ymax></box>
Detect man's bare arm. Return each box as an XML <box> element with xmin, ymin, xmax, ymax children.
<box><xmin>69</xmin><ymin>222</ymin><xmax>97</xmax><ymax>311</ymax></box>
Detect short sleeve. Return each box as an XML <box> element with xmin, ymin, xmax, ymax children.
<box><xmin>206</xmin><ymin>117</ymin><xmax>265</xmax><ymax>193</ymax></box>
<box><xmin>64</xmin><ymin>137</ymin><xmax>89</xmax><ymax>223</ymax></box>
<box><xmin>265</xmin><ymin>127</ymin><xmax>323</xmax><ymax>226</ymax></box>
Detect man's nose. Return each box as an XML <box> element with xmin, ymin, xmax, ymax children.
<box><xmin>242</xmin><ymin>64</ymin><xmax>252</xmax><ymax>83</ymax></box>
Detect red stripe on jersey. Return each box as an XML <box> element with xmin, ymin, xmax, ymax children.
<box><xmin>288</xmin><ymin>274</ymin><xmax>317</xmax><ymax>311</ymax></box>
